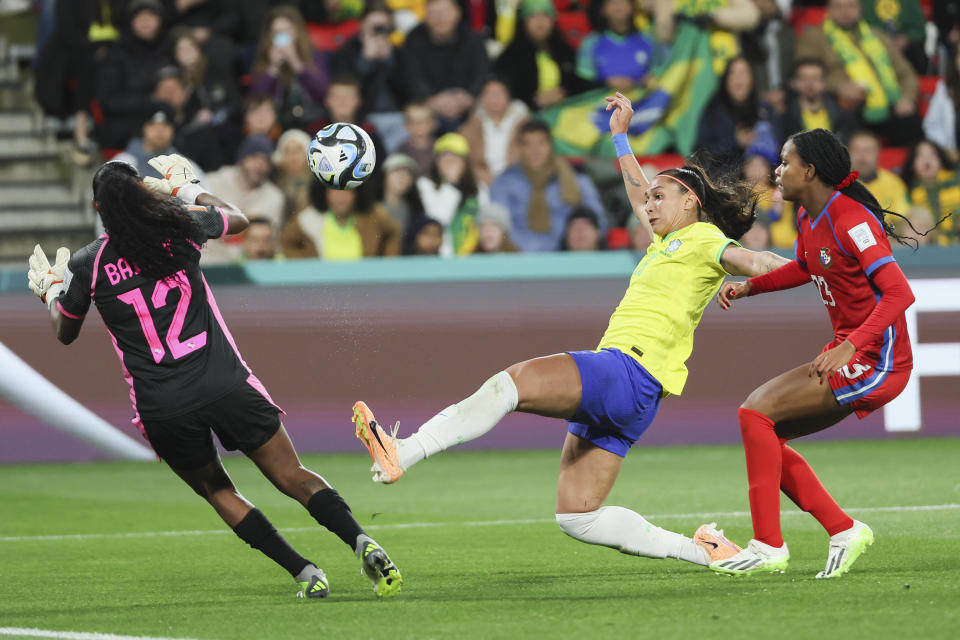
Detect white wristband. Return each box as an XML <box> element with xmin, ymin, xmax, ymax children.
<box><xmin>175</xmin><ymin>182</ymin><xmax>209</xmax><ymax>205</ymax></box>
<box><xmin>46</xmin><ymin>283</ymin><xmax>64</xmax><ymax>312</ymax></box>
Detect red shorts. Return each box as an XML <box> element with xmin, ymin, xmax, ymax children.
<box><xmin>824</xmin><ymin>342</ymin><xmax>911</xmax><ymax>419</ymax></box>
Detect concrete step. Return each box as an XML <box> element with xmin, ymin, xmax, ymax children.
<box><xmin>0</xmin><ymin>182</ymin><xmax>78</xmax><ymax>209</ymax></box>
<box><xmin>0</xmin><ymin>155</ymin><xmax>64</xmax><ymax>180</ymax></box>
<box><xmin>0</xmin><ymin>109</ymin><xmax>40</xmax><ymax>134</ymax></box>
<box><xmin>0</xmin><ymin>225</ymin><xmax>96</xmax><ymax>265</ymax></box>
<box><xmin>0</xmin><ymin>207</ymin><xmax>88</xmax><ymax>232</ymax></box>
<box><xmin>0</xmin><ymin>82</ymin><xmax>30</xmax><ymax>110</ymax></box>
<box><xmin>0</xmin><ymin>132</ymin><xmax>58</xmax><ymax>159</ymax></box>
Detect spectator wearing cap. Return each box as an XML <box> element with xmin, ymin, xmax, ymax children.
<box><xmin>416</xmin><ymin>132</ymin><xmax>482</xmax><ymax>256</ymax></box>
<box><xmin>281</xmin><ymin>182</ymin><xmax>401</xmax><ymax>260</ymax></box>
<box><xmin>201</xmin><ymin>134</ymin><xmax>285</xmax><ymax>264</ymax></box>
<box><xmin>272</xmin><ymin>129</ymin><xmax>314</xmax><ymax>220</ymax></box>
<box><xmin>207</xmin><ymin>135</ymin><xmax>285</xmax><ymax>230</ymax></box>
<box><xmin>491</xmin><ymin>120</ymin><xmax>604</xmax><ymax>253</ymax></box>
<box><xmin>576</xmin><ymin>0</ymin><xmax>654</xmax><ymax>92</ymax></box>
<box><xmin>96</xmin><ymin>0</ymin><xmax>173</xmax><ymax>150</ymax></box>
<box><xmin>458</xmin><ymin>78</ymin><xmax>529</xmax><ymax>187</ymax></box>
<box><xmin>382</xmin><ymin>153</ymin><xmax>426</xmax><ymax>230</ymax></box>
<box><xmin>782</xmin><ymin>58</ymin><xmax>857</xmax><ymax>142</ymax></box>
<box><xmin>493</xmin><ymin>0</ymin><xmax>589</xmax><ymax>111</ymax></box>
<box><xmin>471</xmin><ymin>201</ymin><xmax>518</xmax><ymax>254</ymax></box>
<box><xmin>560</xmin><ymin>207</ymin><xmax>603</xmax><ymax>251</ymax></box>
<box><xmin>795</xmin><ymin>0</ymin><xmax>920</xmax><ymax>146</ymax></box>
<box><xmin>402</xmin><ymin>0</ymin><xmax>490</xmax><ymax>130</ymax></box>
<box><xmin>112</xmin><ymin>105</ymin><xmax>206</xmax><ymax>183</ymax></box>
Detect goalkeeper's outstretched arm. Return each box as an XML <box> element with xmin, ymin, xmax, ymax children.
<box><xmin>196</xmin><ymin>192</ymin><xmax>249</xmax><ymax>236</ymax></box>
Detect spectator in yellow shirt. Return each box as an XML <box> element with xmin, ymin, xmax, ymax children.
<box><xmin>901</xmin><ymin>139</ymin><xmax>960</xmax><ymax>245</ymax></box>
<box><xmin>848</xmin><ymin>130</ymin><xmax>909</xmax><ymax>215</ymax></box>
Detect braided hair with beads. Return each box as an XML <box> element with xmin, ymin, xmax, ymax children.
<box><xmin>788</xmin><ymin>129</ymin><xmax>943</xmax><ymax>248</ymax></box>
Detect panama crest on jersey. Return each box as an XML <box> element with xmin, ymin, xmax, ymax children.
<box><xmin>819</xmin><ymin>247</ymin><xmax>832</xmax><ymax>269</ymax></box>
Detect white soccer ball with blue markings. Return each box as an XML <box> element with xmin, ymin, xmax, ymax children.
<box><xmin>308</xmin><ymin>122</ymin><xmax>376</xmax><ymax>190</ymax></box>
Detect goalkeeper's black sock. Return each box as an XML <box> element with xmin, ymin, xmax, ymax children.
<box><xmin>233</xmin><ymin>508</ymin><xmax>311</xmax><ymax>577</ymax></box>
<box><xmin>307</xmin><ymin>488</ymin><xmax>365</xmax><ymax>550</ymax></box>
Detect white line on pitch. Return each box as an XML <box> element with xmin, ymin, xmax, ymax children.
<box><xmin>0</xmin><ymin>627</ymin><xmax>200</xmax><ymax>640</ymax></box>
<box><xmin>0</xmin><ymin>504</ymin><xmax>956</xmax><ymax>543</ymax></box>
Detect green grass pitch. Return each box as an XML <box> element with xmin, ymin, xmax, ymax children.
<box><xmin>1</xmin><ymin>438</ymin><xmax>958</xmax><ymax>640</ymax></box>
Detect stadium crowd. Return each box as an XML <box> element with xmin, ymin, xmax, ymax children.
<box><xmin>31</xmin><ymin>0</ymin><xmax>960</xmax><ymax>262</ymax></box>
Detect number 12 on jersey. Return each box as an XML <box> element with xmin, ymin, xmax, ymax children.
<box><xmin>811</xmin><ymin>274</ymin><xmax>837</xmax><ymax>307</ymax></box>
<box><xmin>117</xmin><ymin>271</ymin><xmax>207</xmax><ymax>363</ymax></box>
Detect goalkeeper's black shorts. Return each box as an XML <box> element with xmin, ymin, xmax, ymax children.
<box><xmin>139</xmin><ymin>380</ymin><xmax>282</xmax><ymax>470</ymax></box>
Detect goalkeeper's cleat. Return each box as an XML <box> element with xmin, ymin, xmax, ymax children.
<box><xmin>352</xmin><ymin>401</ymin><xmax>404</xmax><ymax>484</ymax></box>
<box><xmin>295</xmin><ymin>566</ymin><xmax>329</xmax><ymax>599</ymax></box>
<box><xmin>357</xmin><ymin>538</ymin><xmax>403</xmax><ymax>598</ymax></box>
<box><xmin>710</xmin><ymin>539</ymin><xmax>789</xmax><ymax>576</ymax></box>
<box><xmin>816</xmin><ymin>520</ymin><xmax>874</xmax><ymax>579</ymax></box>
<box><xmin>693</xmin><ymin>522</ymin><xmax>742</xmax><ymax>563</ymax></box>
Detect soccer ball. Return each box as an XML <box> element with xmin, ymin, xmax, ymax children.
<box><xmin>308</xmin><ymin>122</ymin><xmax>376</xmax><ymax>190</ymax></box>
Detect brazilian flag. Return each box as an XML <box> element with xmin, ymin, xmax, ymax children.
<box><xmin>539</xmin><ymin>22</ymin><xmax>718</xmax><ymax>158</ymax></box>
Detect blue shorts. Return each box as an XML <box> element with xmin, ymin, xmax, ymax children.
<box><xmin>566</xmin><ymin>348</ymin><xmax>663</xmax><ymax>457</ymax></box>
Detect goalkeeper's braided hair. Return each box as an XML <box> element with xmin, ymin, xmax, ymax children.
<box><xmin>789</xmin><ymin>128</ymin><xmax>940</xmax><ymax>248</ymax></box>
<box><xmin>92</xmin><ymin>161</ymin><xmax>202</xmax><ymax>280</ymax></box>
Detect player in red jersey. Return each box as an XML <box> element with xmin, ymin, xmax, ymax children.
<box><xmin>26</xmin><ymin>158</ymin><xmax>401</xmax><ymax>598</ymax></box>
<box><xmin>711</xmin><ymin>129</ymin><xmax>917</xmax><ymax>578</ymax></box>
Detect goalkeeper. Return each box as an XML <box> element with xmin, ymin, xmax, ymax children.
<box><xmin>28</xmin><ymin>157</ymin><xmax>402</xmax><ymax>599</ymax></box>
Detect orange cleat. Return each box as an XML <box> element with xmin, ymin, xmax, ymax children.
<box><xmin>694</xmin><ymin>523</ymin><xmax>743</xmax><ymax>563</ymax></box>
<box><xmin>352</xmin><ymin>401</ymin><xmax>404</xmax><ymax>484</ymax></box>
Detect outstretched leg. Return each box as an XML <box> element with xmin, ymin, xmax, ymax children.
<box><xmin>359</xmin><ymin>354</ymin><xmax>581</xmax><ymax>481</ymax></box>
<box><xmin>554</xmin><ymin>433</ymin><xmax>715</xmax><ymax>566</ymax></box>
<box><xmin>246</xmin><ymin>425</ymin><xmax>402</xmax><ymax>597</ymax></box>
<box><xmin>170</xmin><ymin>455</ymin><xmax>326</xmax><ymax>596</ymax></box>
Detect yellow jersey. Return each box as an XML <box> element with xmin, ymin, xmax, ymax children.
<box><xmin>597</xmin><ymin>221</ymin><xmax>737</xmax><ymax>396</ymax></box>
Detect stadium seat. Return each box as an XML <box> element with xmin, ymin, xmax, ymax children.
<box><xmin>918</xmin><ymin>75</ymin><xmax>940</xmax><ymax>118</ymax></box>
<box><xmin>307</xmin><ymin>20</ymin><xmax>360</xmax><ymax>52</ymax></box>
<box><xmin>556</xmin><ymin>11</ymin><xmax>592</xmax><ymax>48</ymax></box>
<box><xmin>878</xmin><ymin>147</ymin><xmax>908</xmax><ymax>172</ymax></box>
<box><xmin>790</xmin><ymin>7</ymin><xmax>826</xmax><ymax>36</ymax></box>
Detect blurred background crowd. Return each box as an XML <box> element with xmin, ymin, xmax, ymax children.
<box><xmin>25</xmin><ymin>0</ymin><xmax>960</xmax><ymax>262</ymax></box>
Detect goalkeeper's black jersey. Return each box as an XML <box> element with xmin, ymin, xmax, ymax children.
<box><xmin>57</xmin><ymin>205</ymin><xmax>252</xmax><ymax>420</ymax></box>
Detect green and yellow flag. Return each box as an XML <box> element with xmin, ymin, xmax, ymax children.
<box><xmin>539</xmin><ymin>22</ymin><xmax>718</xmax><ymax>158</ymax></box>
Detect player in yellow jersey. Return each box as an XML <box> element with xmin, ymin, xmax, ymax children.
<box><xmin>353</xmin><ymin>93</ymin><xmax>790</xmax><ymax>569</ymax></box>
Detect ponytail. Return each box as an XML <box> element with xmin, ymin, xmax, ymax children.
<box><xmin>789</xmin><ymin>129</ymin><xmax>945</xmax><ymax>248</ymax></box>
<box><xmin>92</xmin><ymin>161</ymin><xmax>202</xmax><ymax>280</ymax></box>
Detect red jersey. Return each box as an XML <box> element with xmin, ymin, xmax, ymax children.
<box><xmin>795</xmin><ymin>191</ymin><xmax>913</xmax><ymax>373</ymax></box>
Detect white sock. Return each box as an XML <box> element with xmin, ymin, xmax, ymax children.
<box><xmin>397</xmin><ymin>371</ymin><xmax>519</xmax><ymax>470</ymax></box>
<box><xmin>556</xmin><ymin>506</ymin><xmax>710</xmax><ymax>566</ymax></box>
